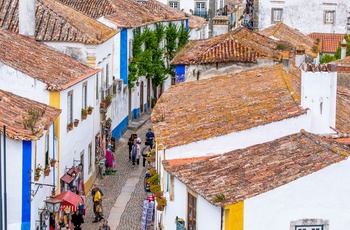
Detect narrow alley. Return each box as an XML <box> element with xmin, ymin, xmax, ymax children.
<box><xmin>81</xmin><ymin>113</ymin><xmax>153</xmax><ymax>230</ymax></box>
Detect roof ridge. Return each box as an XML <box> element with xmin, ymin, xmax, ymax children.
<box><xmin>281</xmin><ymin>68</ymin><xmax>301</xmax><ymax>105</ymax></box>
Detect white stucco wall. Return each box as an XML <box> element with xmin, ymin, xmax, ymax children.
<box><xmin>185</xmin><ymin>59</ymin><xmax>276</xmax><ymax>82</ymax></box>
<box><xmin>164</xmin><ymin>114</ymin><xmax>309</xmax><ymax>160</ymax></box>
<box><xmin>0</xmin><ymin>64</ymin><xmax>49</xmax><ymax>104</ymax></box>
<box><xmin>244</xmin><ymin>158</ymin><xmax>350</xmax><ymax>230</ymax></box>
<box><xmin>163</xmin><ymin>176</ymin><xmax>222</xmax><ymax>230</ymax></box>
<box><xmin>58</xmin><ymin>76</ymin><xmax>96</xmax><ymax>187</ymax></box>
<box><xmin>257</xmin><ymin>0</ymin><xmax>349</xmax><ymax>34</ymax></box>
<box><xmin>44</xmin><ymin>42</ymin><xmax>88</xmax><ymax>64</ymax></box>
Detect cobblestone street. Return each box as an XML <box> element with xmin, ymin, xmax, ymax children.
<box><xmin>81</xmin><ymin>114</ymin><xmax>152</xmax><ymax>230</ymax></box>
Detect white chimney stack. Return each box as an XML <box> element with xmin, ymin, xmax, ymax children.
<box><xmin>341</xmin><ymin>39</ymin><xmax>347</xmax><ymax>60</ymax></box>
<box><xmin>301</xmin><ymin>64</ymin><xmax>337</xmax><ymax>135</ymax></box>
<box><xmin>295</xmin><ymin>45</ymin><xmax>306</xmax><ymax>67</ymax></box>
<box><xmin>19</xmin><ymin>0</ymin><xmax>36</xmax><ymax>37</ymax></box>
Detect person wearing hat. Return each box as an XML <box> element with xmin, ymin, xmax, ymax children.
<box><xmin>99</xmin><ymin>220</ymin><xmax>111</xmax><ymax>230</ymax></box>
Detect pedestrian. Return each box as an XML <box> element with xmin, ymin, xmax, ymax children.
<box><xmin>91</xmin><ymin>183</ymin><xmax>104</xmax><ymax>201</ymax></box>
<box><xmin>131</xmin><ymin>139</ymin><xmax>140</xmax><ymax>166</ymax></box>
<box><xmin>145</xmin><ymin>128</ymin><xmax>155</xmax><ymax>148</ymax></box>
<box><xmin>71</xmin><ymin>186</ymin><xmax>79</xmax><ymax>195</ymax></box>
<box><xmin>127</xmin><ymin>134</ymin><xmax>135</xmax><ymax>161</ymax></box>
<box><xmin>92</xmin><ymin>187</ymin><xmax>104</xmax><ymax>223</ymax></box>
<box><xmin>141</xmin><ymin>143</ymin><xmax>151</xmax><ymax>167</ymax></box>
<box><xmin>99</xmin><ymin>220</ymin><xmax>111</xmax><ymax>230</ymax></box>
<box><xmin>78</xmin><ymin>191</ymin><xmax>86</xmax><ymax>216</ymax></box>
<box><xmin>135</xmin><ymin>133</ymin><xmax>142</xmax><ymax>144</ymax></box>
<box><xmin>71</xmin><ymin>210</ymin><xmax>84</xmax><ymax>230</ymax></box>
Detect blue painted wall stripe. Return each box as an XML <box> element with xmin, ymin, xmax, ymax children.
<box><xmin>120</xmin><ymin>29</ymin><xmax>128</xmax><ymax>84</ymax></box>
<box><xmin>185</xmin><ymin>19</ymin><xmax>189</xmax><ymax>30</ymax></box>
<box><xmin>112</xmin><ymin>116</ymin><xmax>129</xmax><ymax>141</ymax></box>
<box><xmin>132</xmin><ymin>108</ymin><xmax>140</xmax><ymax>120</ymax></box>
<box><xmin>22</xmin><ymin>140</ymin><xmax>32</xmax><ymax>230</ymax></box>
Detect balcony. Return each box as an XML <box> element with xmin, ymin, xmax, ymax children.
<box><xmin>192</xmin><ymin>9</ymin><xmax>208</xmax><ymax>19</ymax></box>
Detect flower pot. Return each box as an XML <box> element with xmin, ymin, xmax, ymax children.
<box><xmin>67</xmin><ymin>124</ymin><xmax>73</xmax><ymax>131</ymax></box>
<box><xmin>44</xmin><ymin>170</ymin><xmax>50</xmax><ymax>176</ymax></box>
<box><xmin>82</xmin><ymin>114</ymin><xmax>87</xmax><ymax>120</ymax></box>
<box><xmin>74</xmin><ymin>120</ymin><xmax>79</xmax><ymax>127</ymax></box>
<box><xmin>88</xmin><ymin>110</ymin><xmax>92</xmax><ymax>115</ymax></box>
<box><xmin>50</xmin><ymin>161</ymin><xmax>56</xmax><ymax>167</ymax></box>
<box><xmin>156</xmin><ymin>204</ymin><xmax>165</xmax><ymax>211</ymax></box>
<box><xmin>34</xmin><ymin>176</ymin><xmax>40</xmax><ymax>181</ymax></box>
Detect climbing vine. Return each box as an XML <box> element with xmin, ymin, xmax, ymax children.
<box><xmin>128</xmin><ymin>22</ymin><xmax>190</xmax><ymax>93</ymax></box>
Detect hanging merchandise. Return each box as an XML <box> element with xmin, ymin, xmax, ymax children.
<box><xmin>141</xmin><ymin>197</ymin><xmax>155</xmax><ymax>230</ymax></box>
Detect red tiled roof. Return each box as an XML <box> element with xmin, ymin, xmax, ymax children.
<box><xmin>165</xmin><ymin>156</ymin><xmax>214</xmax><ymax>166</ymax></box>
<box><xmin>334</xmin><ymin>55</ymin><xmax>350</xmax><ymax>65</ymax></box>
<box><xmin>308</xmin><ymin>33</ymin><xmax>345</xmax><ymax>53</ymax></box>
<box><xmin>0</xmin><ymin>0</ymin><xmax>117</xmax><ymax>44</ymax></box>
<box><xmin>260</xmin><ymin>23</ymin><xmax>318</xmax><ymax>57</ymax></box>
<box><xmin>0</xmin><ymin>28</ymin><xmax>98</xmax><ymax>90</ymax></box>
<box><xmin>171</xmin><ymin>27</ymin><xmax>286</xmax><ymax>65</ymax></box>
<box><xmin>0</xmin><ymin>89</ymin><xmax>61</xmax><ymax>140</ymax></box>
<box><xmin>163</xmin><ymin>131</ymin><xmax>348</xmax><ymax>206</ymax></box>
<box><xmin>57</xmin><ymin>0</ymin><xmax>201</xmax><ymax>29</ymax></box>
<box><xmin>152</xmin><ymin>65</ymin><xmax>306</xmax><ymax>149</ymax></box>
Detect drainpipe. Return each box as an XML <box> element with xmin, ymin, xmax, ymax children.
<box><xmin>341</xmin><ymin>39</ymin><xmax>347</xmax><ymax>60</ymax></box>
<box><xmin>220</xmin><ymin>207</ymin><xmax>224</xmax><ymax>230</ymax></box>
<box><xmin>0</xmin><ymin>126</ymin><xmax>3</xmax><ymax>229</ymax></box>
<box><xmin>3</xmin><ymin>125</ymin><xmax>7</xmax><ymax>230</ymax></box>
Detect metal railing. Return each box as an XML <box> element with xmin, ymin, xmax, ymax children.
<box><xmin>192</xmin><ymin>9</ymin><xmax>209</xmax><ymax>19</ymax></box>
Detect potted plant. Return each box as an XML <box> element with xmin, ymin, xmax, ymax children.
<box><xmin>156</xmin><ymin>196</ymin><xmax>167</xmax><ymax>211</ymax></box>
<box><xmin>87</xmin><ymin>106</ymin><xmax>94</xmax><ymax>115</ymax></box>
<box><xmin>106</xmin><ymin>94</ymin><xmax>113</xmax><ymax>102</ymax></box>
<box><xmin>67</xmin><ymin>122</ymin><xmax>73</xmax><ymax>131</ymax></box>
<box><xmin>35</xmin><ymin>164</ymin><xmax>43</xmax><ymax>173</ymax></box>
<box><xmin>50</xmin><ymin>158</ymin><xmax>57</xmax><ymax>167</ymax></box>
<box><xmin>73</xmin><ymin>119</ymin><xmax>79</xmax><ymax>127</ymax></box>
<box><xmin>43</xmin><ymin>165</ymin><xmax>51</xmax><ymax>176</ymax></box>
<box><xmin>81</xmin><ymin>109</ymin><xmax>88</xmax><ymax>120</ymax></box>
<box><xmin>34</xmin><ymin>171</ymin><xmax>41</xmax><ymax>181</ymax></box>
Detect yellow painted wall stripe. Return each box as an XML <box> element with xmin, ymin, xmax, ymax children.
<box><xmin>224</xmin><ymin>201</ymin><xmax>244</xmax><ymax>230</ymax></box>
<box><xmin>49</xmin><ymin>91</ymin><xmax>61</xmax><ymax>193</ymax></box>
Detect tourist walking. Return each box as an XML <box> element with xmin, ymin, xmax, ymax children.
<box><xmin>145</xmin><ymin>128</ymin><xmax>155</xmax><ymax>148</ymax></box>
<box><xmin>99</xmin><ymin>220</ymin><xmax>111</xmax><ymax>230</ymax></box>
<box><xmin>71</xmin><ymin>210</ymin><xmax>84</xmax><ymax>230</ymax></box>
<box><xmin>92</xmin><ymin>187</ymin><xmax>104</xmax><ymax>223</ymax></box>
<box><xmin>127</xmin><ymin>134</ymin><xmax>135</xmax><ymax>161</ymax></box>
<box><xmin>141</xmin><ymin>143</ymin><xmax>151</xmax><ymax>167</ymax></box>
<box><xmin>131</xmin><ymin>139</ymin><xmax>140</xmax><ymax>165</ymax></box>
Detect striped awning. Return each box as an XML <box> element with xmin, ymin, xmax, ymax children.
<box><xmin>60</xmin><ymin>204</ymin><xmax>77</xmax><ymax>212</ymax></box>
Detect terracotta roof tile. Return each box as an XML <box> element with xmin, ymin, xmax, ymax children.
<box><xmin>308</xmin><ymin>33</ymin><xmax>345</xmax><ymax>53</ymax></box>
<box><xmin>165</xmin><ymin>156</ymin><xmax>214</xmax><ymax>166</ymax></box>
<box><xmin>0</xmin><ymin>0</ymin><xmax>118</xmax><ymax>44</ymax></box>
<box><xmin>171</xmin><ymin>27</ymin><xmax>286</xmax><ymax>65</ymax></box>
<box><xmin>57</xmin><ymin>0</ymin><xmax>200</xmax><ymax>29</ymax></box>
<box><xmin>334</xmin><ymin>55</ymin><xmax>350</xmax><ymax>65</ymax></box>
<box><xmin>0</xmin><ymin>28</ymin><xmax>98</xmax><ymax>90</ymax></box>
<box><xmin>152</xmin><ymin>65</ymin><xmax>306</xmax><ymax>149</ymax></box>
<box><xmin>163</xmin><ymin>131</ymin><xmax>348</xmax><ymax>206</ymax></box>
<box><xmin>0</xmin><ymin>89</ymin><xmax>61</xmax><ymax>140</ymax></box>
<box><xmin>260</xmin><ymin>23</ymin><xmax>318</xmax><ymax>57</ymax></box>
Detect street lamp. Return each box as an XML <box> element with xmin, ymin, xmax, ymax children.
<box><xmin>44</xmin><ymin>196</ymin><xmax>62</xmax><ymax>213</ymax></box>
<box><xmin>136</xmin><ymin>80</ymin><xmax>140</xmax><ymax>86</ymax></box>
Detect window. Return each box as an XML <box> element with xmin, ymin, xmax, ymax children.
<box><xmin>169</xmin><ymin>1</ymin><xmax>179</xmax><ymax>9</ymax></box>
<box><xmin>96</xmin><ymin>73</ymin><xmax>99</xmax><ymax>100</ymax></box>
<box><xmin>291</xmin><ymin>219</ymin><xmax>329</xmax><ymax>230</ymax></box>
<box><xmin>82</xmin><ymin>82</ymin><xmax>87</xmax><ymax>110</ymax></box>
<box><xmin>187</xmin><ymin>192</ymin><xmax>197</xmax><ymax>230</ymax></box>
<box><xmin>88</xmin><ymin>142</ymin><xmax>92</xmax><ymax>170</ymax></box>
<box><xmin>67</xmin><ymin>90</ymin><xmax>73</xmax><ymax>124</ymax></box>
<box><xmin>196</xmin><ymin>2</ymin><xmax>206</xmax><ymax>11</ymax></box>
<box><xmin>271</xmin><ymin>8</ymin><xmax>283</xmax><ymax>24</ymax></box>
<box><xmin>45</xmin><ymin>132</ymin><xmax>49</xmax><ymax>166</ymax></box>
<box><xmin>324</xmin><ymin>10</ymin><xmax>335</xmax><ymax>24</ymax></box>
<box><xmin>101</xmin><ymin>67</ymin><xmax>105</xmax><ymax>99</ymax></box>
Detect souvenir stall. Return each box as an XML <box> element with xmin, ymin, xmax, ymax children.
<box><xmin>141</xmin><ymin>195</ymin><xmax>155</xmax><ymax>230</ymax></box>
<box><xmin>56</xmin><ymin>190</ymin><xmax>81</xmax><ymax>229</ymax></box>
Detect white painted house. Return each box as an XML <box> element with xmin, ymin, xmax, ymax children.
<box><xmin>152</xmin><ymin>57</ymin><xmax>350</xmax><ymax>228</ymax></box>
<box><xmin>0</xmin><ymin>27</ymin><xmax>100</xmax><ymax>223</ymax></box>
<box><xmin>0</xmin><ymin>89</ymin><xmax>61</xmax><ymax>230</ymax></box>
<box><xmin>252</xmin><ymin>0</ymin><xmax>350</xmax><ymax>34</ymax></box>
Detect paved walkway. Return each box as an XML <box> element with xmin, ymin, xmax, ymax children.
<box><xmin>81</xmin><ymin>112</ymin><xmax>152</xmax><ymax>230</ymax></box>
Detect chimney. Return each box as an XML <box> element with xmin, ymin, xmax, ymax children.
<box><xmin>19</xmin><ymin>0</ymin><xmax>36</xmax><ymax>37</ymax></box>
<box><xmin>282</xmin><ymin>51</ymin><xmax>290</xmax><ymax>73</ymax></box>
<box><xmin>301</xmin><ymin>63</ymin><xmax>337</xmax><ymax>135</ymax></box>
<box><xmin>341</xmin><ymin>39</ymin><xmax>347</xmax><ymax>60</ymax></box>
<box><xmin>295</xmin><ymin>45</ymin><xmax>305</xmax><ymax>67</ymax></box>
